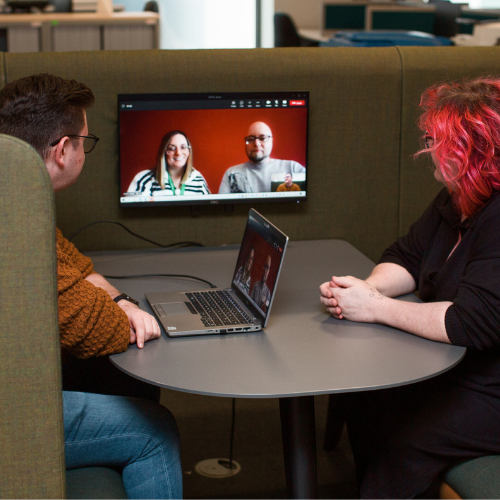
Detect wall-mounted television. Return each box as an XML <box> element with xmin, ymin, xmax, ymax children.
<box><xmin>118</xmin><ymin>91</ymin><xmax>309</xmax><ymax>207</ymax></box>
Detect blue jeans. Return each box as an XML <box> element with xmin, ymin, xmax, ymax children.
<box><xmin>63</xmin><ymin>391</ymin><xmax>183</xmax><ymax>499</ymax></box>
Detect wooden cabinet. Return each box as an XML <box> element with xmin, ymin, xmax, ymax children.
<box><xmin>0</xmin><ymin>12</ymin><xmax>159</xmax><ymax>52</ymax></box>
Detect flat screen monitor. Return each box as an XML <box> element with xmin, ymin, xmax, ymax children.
<box><xmin>118</xmin><ymin>91</ymin><xmax>309</xmax><ymax>207</ymax></box>
<box><xmin>324</xmin><ymin>4</ymin><xmax>366</xmax><ymax>30</ymax></box>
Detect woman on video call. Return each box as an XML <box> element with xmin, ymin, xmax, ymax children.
<box><xmin>127</xmin><ymin>130</ymin><xmax>210</xmax><ymax>196</ymax></box>
<box><xmin>320</xmin><ymin>76</ymin><xmax>500</xmax><ymax>498</ymax></box>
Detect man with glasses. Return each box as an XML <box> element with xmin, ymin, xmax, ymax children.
<box><xmin>218</xmin><ymin>121</ymin><xmax>305</xmax><ymax>193</ymax></box>
<box><xmin>250</xmin><ymin>254</ymin><xmax>272</xmax><ymax>313</ymax></box>
<box><xmin>0</xmin><ymin>74</ymin><xmax>182</xmax><ymax>499</ymax></box>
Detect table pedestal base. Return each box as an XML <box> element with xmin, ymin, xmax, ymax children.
<box><xmin>280</xmin><ymin>396</ymin><xmax>318</xmax><ymax>499</ymax></box>
<box><xmin>195</xmin><ymin>458</ymin><xmax>241</xmax><ymax>478</ymax></box>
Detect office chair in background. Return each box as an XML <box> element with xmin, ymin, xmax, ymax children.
<box><xmin>274</xmin><ymin>12</ymin><xmax>319</xmax><ymax>47</ymax></box>
<box><xmin>429</xmin><ymin>0</ymin><xmax>461</xmax><ymax>38</ymax></box>
<box><xmin>143</xmin><ymin>0</ymin><xmax>158</xmax><ymax>12</ymax></box>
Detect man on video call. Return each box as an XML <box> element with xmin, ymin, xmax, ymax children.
<box><xmin>251</xmin><ymin>255</ymin><xmax>272</xmax><ymax>313</ymax></box>
<box><xmin>277</xmin><ymin>172</ymin><xmax>301</xmax><ymax>192</ymax></box>
<box><xmin>0</xmin><ymin>73</ymin><xmax>182</xmax><ymax>499</ymax></box>
<box><xmin>218</xmin><ymin>121</ymin><xmax>305</xmax><ymax>193</ymax></box>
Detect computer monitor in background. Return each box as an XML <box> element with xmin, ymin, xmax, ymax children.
<box><xmin>368</xmin><ymin>6</ymin><xmax>436</xmax><ymax>33</ymax></box>
<box><xmin>118</xmin><ymin>91</ymin><xmax>309</xmax><ymax>208</ymax></box>
<box><xmin>323</xmin><ymin>3</ymin><xmax>367</xmax><ymax>31</ymax></box>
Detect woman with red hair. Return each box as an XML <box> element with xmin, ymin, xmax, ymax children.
<box><xmin>320</xmin><ymin>77</ymin><xmax>500</xmax><ymax>498</ymax></box>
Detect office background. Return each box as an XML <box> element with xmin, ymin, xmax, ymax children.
<box><xmin>3</xmin><ymin>0</ymin><xmax>500</xmax><ymax>498</ymax></box>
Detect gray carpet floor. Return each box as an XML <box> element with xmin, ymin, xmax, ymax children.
<box><xmin>160</xmin><ymin>389</ymin><xmax>358</xmax><ymax>499</ymax></box>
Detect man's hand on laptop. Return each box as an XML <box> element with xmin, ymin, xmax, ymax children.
<box><xmin>84</xmin><ymin>272</ymin><xmax>161</xmax><ymax>348</ymax></box>
<box><xmin>117</xmin><ymin>300</ymin><xmax>161</xmax><ymax>348</ymax></box>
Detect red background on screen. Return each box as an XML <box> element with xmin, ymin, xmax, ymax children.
<box><xmin>120</xmin><ymin>107</ymin><xmax>308</xmax><ymax>194</ymax></box>
<box><xmin>233</xmin><ymin>227</ymin><xmax>283</xmax><ymax>303</ymax></box>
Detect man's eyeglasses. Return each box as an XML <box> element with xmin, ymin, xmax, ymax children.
<box><xmin>50</xmin><ymin>134</ymin><xmax>100</xmax><ymax>154</ymax></box>
<box><xmin>424</xmin><ymin>133</ymin><xmax>434</xmax><ymax>149</ymax></box>
<box><xmin>245</xmin><ymin>135</ymin><xmax>272</xmax><ymax>145</ymax></box>
<box><xmin>166</xmin><ymin>145</ymin><xmax>190</xmax><ymax>154</ymax></box>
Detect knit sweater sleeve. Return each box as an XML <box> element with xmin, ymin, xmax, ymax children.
<box><xmin>56</xmin><ymin>229</ymin><xmax>130</xmax><ymax>358</ymax></box>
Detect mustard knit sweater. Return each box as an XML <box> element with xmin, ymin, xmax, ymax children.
<box><xmin>57</xmin><ymin>228</ymin><xmax>130</xmax><ymax>358</ymax></box>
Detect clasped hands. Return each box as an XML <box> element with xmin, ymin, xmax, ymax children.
<box><xmin>319</xmin><ymin>276</ymin><xmax>386</xmax><ymax>322</ymax></box>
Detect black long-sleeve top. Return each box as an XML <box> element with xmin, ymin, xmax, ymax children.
<box><xmin>380</xmin><ymin>188</ymin><xmax>500</xmax><ymax>398</ymax></box>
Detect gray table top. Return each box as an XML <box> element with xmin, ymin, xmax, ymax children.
<box><xmin>88</xmin><ymin>239</ymin><xmax>465</xmax><ymax>398</ymax></box>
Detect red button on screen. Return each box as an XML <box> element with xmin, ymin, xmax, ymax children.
<box><xmin>290</xmin><ymin>100</ymin><xmax>305</xmax><ymax>106</ymax></box>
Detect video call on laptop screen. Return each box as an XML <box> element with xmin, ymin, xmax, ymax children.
<box><xmin>232</xmin><ymin>211</ymin><xmax>288</xmax><ymax>324</ymax></box>
<box><xmin>118</xmin><ymin>91</ymin><xmax>309</xmax><ymax>207</ymax></box>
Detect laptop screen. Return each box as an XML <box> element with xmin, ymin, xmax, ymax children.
<box><xmin>231</xmin><ymin>209</ymin><xmax>288</xmax><ymax>326</ymax></box>
<box><xmin>118</xmin><ymin>92</ymin><xmax>309</xmax><ymax>207</ymax></box>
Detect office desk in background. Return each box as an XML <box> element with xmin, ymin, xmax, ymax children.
<box><xmin>0</xmin><ymin>11</ymin><xmax>159</xmax><ymax>52</ymax></box>
<box><xmin>320</xmin><ymin>1</ymin><xmax>436</xmax><ymax>34</ymax></box>
<box><xmin>315</xmin><ymin>1</ymin><xmax>500</xmax><ymax>41</ymax></box>
<box><xmin>88</xmin><ymin>239</ymin><xmax>466</xmax><ymax>499</ymax></box>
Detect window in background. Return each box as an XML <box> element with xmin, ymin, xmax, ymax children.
<box><xmin>434</xmin><ymin>0</ymin><xmax>500</xmax><ymax>9</ymax></box>
<box><xmin>160</xmin><ymin>0</ymin><xmax>256</xmax><ymax>49</ymax></box>
<box><xmin>114</xmin><ymin>0</ymin><xmax>273</xmax><ymax>49</ymax></box>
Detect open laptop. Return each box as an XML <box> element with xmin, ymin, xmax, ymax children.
<box><xmin>146</xmin><ymin>209</ymin><xmax>288</xmax><ymax>337</ymax></box>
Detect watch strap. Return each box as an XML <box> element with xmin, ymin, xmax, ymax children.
<box><xmin>113</xmin><ymin>293</ymin><xmax>139</xmax><ymax>306</ymax></box>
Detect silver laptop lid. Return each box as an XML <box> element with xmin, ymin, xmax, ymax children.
<box><xmin>231</xmin><ymin>209</ymin><xmax>289</xmax><ymax>327</ymax></box>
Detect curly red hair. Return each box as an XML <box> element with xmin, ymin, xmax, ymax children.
<box><xmin>419</xmin><ymin>77</ymin><xmax>500</xmax><ymax>218</ymax></box>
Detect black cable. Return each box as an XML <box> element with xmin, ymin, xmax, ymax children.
<box><xmin>69</xmin><ymin>220</ymin><xmax>204</xmax><ymax>250</ymax></box>
<box><xmin>102</xmin><ymin>273</ymin><xmax>217</xmax><ymax>289</ymax></box>
<box><xmin>219</xmin><ymin>398</ymin><xmax>237</xmax><ymax>471</ymax></box>
<box><xmin>229</xmin><ymin>398</ymin><xmax>236</xmax><ymax>469</ymax></box>
<box><xmin>107</xmin><ymin>272</ymin><xmax>235</xmax><ymax>468</ymax></box>
<box><xmin>107</xmin><ymin>272</ymin><xmax>236</xmax><ymax>468</ymax></box>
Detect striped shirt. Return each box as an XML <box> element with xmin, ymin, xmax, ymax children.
<box><xmin>127</xmin><ymin>168</ymin><xmax>210</xmax><ymax>196</ymax></box>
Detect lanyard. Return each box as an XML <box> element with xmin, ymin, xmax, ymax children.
<box><xmin>167</xmin><ymin>170</ymin><xmax>186</xmax><ymax>196</ymax></box>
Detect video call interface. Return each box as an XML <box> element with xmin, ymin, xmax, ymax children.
<box><xmin>118</xmin><ymin>91</ymin><xmax>309</xmax><ymax>207</ymax></box>
<box><xmin>232</xmin><ymin>213</ymin><xmax>287</xmax><ymax>320</ymax></box>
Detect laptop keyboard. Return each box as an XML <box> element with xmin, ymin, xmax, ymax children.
<box><xmin>185</xmin><ymin>290</ymin><xmax>252</xmax><ymax>327</ymax></box>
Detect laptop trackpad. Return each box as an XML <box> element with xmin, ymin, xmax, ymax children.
<box><xmin>160</xmin><ymin>302</ymin><xmax>189</xmax><ymax>315</ymax></box>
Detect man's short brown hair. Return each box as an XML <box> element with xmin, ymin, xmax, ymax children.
<box><xmin>0</xmin><ymin>73</ymin><xmax>95</xmax><ymax>159</ymax></box>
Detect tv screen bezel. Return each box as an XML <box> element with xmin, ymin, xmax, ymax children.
<box><xmin>118</xmin><ymin>91</ymin><xmax>309</xmax><ymax>208</ymax></box>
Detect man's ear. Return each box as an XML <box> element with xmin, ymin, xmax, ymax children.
<box><xmin>45</xmin><ymin>136</ymin><xmax>70</xmax><ymax>191</ymax></box>
<box><xmin>52</xmin><ymin>136</ymin><xmax>70</xmax><ymax>168</ymax></box>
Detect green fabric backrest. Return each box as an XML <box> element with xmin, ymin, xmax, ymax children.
<box><xmin>4</xmin><ymin>48</ymin><xmax>402</xmax><ymax>263</ymax></box>
<box><xmin>445</xmin><ymin>455</ymin><xmax>500</xmax><ymax>499</ymax></box>
<box><xmin>0</xmin><ymin>135</ymin><xmax>65</xmax><ymax>499</ymax></box>
<box><xmin>397</xmin><ymin>46</ymin><xmax>500</xmax><ymax>237</ymax></box>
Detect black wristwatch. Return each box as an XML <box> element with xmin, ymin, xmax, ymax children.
<box><xmin>113</xmin><ymin>293</ymin><xmax>139</xmax><ymax>306</ymax></box>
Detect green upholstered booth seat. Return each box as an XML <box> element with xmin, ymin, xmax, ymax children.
<box><xmin>3</xmin><ymin>43</ymin><xmax>500</xmax><ymax>499</ymax></box>
<box><xmin>4</xmin><ymin>48</ymin><xmax>402</xmax><ymax>263</ymax></box>
<box><xmin>396</xmin><ymin>46</ymin><xmax>500</xmax><ymax>236</ymax></box>
<box><xmin>444</xmin><ymin>455</ymin><xmax>500</xmax><ymax>499</ymax></box>
<box><xmin>0</xmin><ymin>134</ymin><xmax>64</xmax><ymax>499</ymax></box>
<box><xmin>66</xmin><ymin>467</ymin><xmax>127</xmax><ymax>499</ymax></box>
<box><xmin>4</xmin><ymin>47</ymin><xmax>500</xmax><ymax>257</ymax></box>
<box><xmin>5</xmin><ymin>46</ymin><xmax>500</xmax><ymax>265</ymax></box>
<box><xmin>0</xmin><ymin>134</ymin><xmax>125</xmax><ymax>499</ymax></box>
